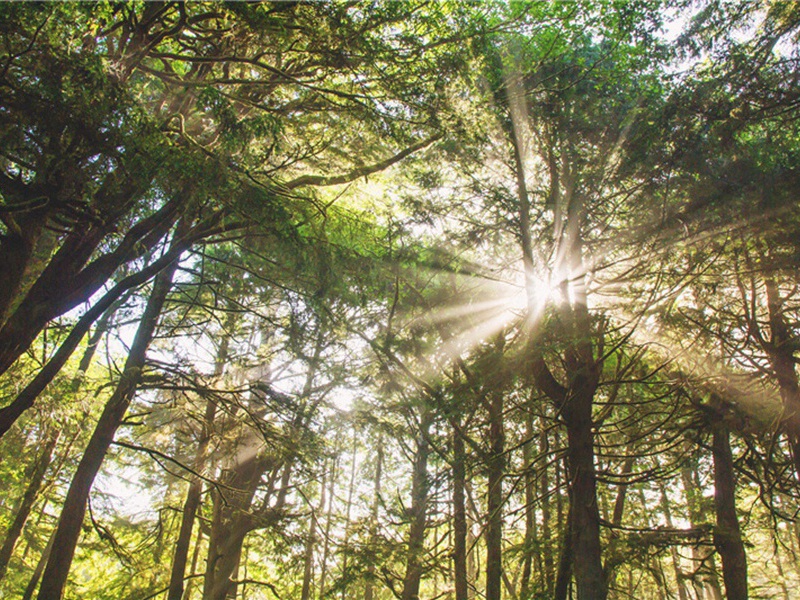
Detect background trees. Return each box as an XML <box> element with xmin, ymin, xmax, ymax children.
<box><xmin>1</xmin><ymin>1</ymin><xmax>800</xmax><ymax>599</ymax></box>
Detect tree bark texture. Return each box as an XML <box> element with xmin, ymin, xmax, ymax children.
<box><xmin>401</xmin><ymin>407</ymin><xmax>432</xmax><ymax>600</ymax></box>
<box><xmin>167</xmin><ymin>316</ymin><xmax>233</xmax><ymax>600</ymax></box>
<box><xmin>36</xmin><ymin>240</ymin><xmax>181</xmax><ymax>600</ymax></box>
<box><xmin>485</xmin><ymin>392</ymin><xmax>505</xmax><ymax>600</ymax></box>
<box><xmin>712</xmin><ymin>424</ymin><xmax>748</xmax><ymax>600</ymax></box>
<box><xmin>554</xmin><ymin>503</ymin><xmax>573</xmax><ymax>600</ymax></box>
<box><xmin>564</xmin><ymin>386</ymin><xmax>607</xmax><ymax>600</ymax></box>
<box><xmin>364</xmin><ymin>437</ymin><xmax>384</xmax><ymax>600</ymax></box>
<box><xmin>453</xmin><ymin>421</ymin><xmax>469</xmax><ymax>600</ymax></box>
<box><xmin>0</xmin><ymin>220</ymin><xmax>193</xmax><ymax>438</ymax></box>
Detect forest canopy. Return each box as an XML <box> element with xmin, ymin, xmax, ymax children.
<box><xmin>1</xmin><ymin>2</ymin><xmax>800</xmax><ymax>600</ymax></box>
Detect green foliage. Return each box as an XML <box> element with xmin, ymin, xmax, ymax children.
<box><xmin>1</xmin><ymin>2</ymin><xmax>800</xmax><ymax>600</ymax></box>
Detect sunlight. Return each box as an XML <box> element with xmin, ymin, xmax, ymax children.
<box><xmin>411</xmin><ymin>264</ymin><xmax>565</xmax><ymax>372</ymax></box>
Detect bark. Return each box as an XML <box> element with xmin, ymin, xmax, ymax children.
<box><xmin>167</xmin><ymin>316</ymin><xmax>233</xmax><ymax>600</ymax></box>
<box><xmin>520</xmin><ymin>419</ymin><xmax>535</xmax><ymax>600</ymax></box>
<box><xmin>0</xmin><ymin>428</ymin><xmax>60</xmax><ymax>580</ymax></box>
<box><xmin>604</xmin><ymin>454</ymin><xmax>634</xmax><ymax>590</ymax></box>
<box><xmin>553</xmin><ymin>504</ymin><xmax>573</xmax><ymax>600</ymax></box>
<box><xmin>712</xmin><ymin>424</ymin><xmax>748</xmax><ymax>600</ymax></box>
<box><xmin>21</xmin><ymin>530</ymin><xmax>56</xmax><ymax>600</ymax></box>
<box><xmin>453</xmin><ymin>420</ymin><xmax>469</xmax><ymax>600</ymax></box>
<box><xmin>364</xmin><ymin>437</ymin><xmax>384</xmax><ymax>600</ymax></box>
<box><xmin>540</xmin><ymin>421</ymin><xmax>554</xmax><ymax>596</ymax></box>
<box><xmin>301</xmin><ymin>464</ymin><xmax>326</xmax><ymax>600</ymax></box>
<box><xmin>401</xmin><ymin>407</ymin><xmax>433</xmax><ymax>600</ymax></box>
<box><xmin>681</xmin><ymin>459</ymin><xmax>723</xmax><ymax>600</ymax></box>
<box><xmin>507</xmin><ymin>63</ymin><xmax>605</xmax><ymax>598</ymax></box>
<box><xmin>37</xmin><ymin>233</ymin><xmax>182</xmax><ymax>600</ymax></box>
<box><xmin>610</xmin><ymin>456</ymin><xmax>634</xmax><ymax>528</ymax></box>
<box><xmin>202</xmin><ymin>323</ymin><xmax>324</xmax><ymax>600</ymax></box>
<box><xmin>0</xmin><ymin>193</ymin><xmax>179</xmax><ymax>378</ymax></box>
<box><xmin>762</xmin><ymin>275</ymin><xmax>800</xmax><ymax>482</ymax></box>
<box><xmin>183</xmin><ymin>527</ymin><xmax>205</xmax><ymax>600</ymax></box>
<box><xmin>340</xmin><ymin>430</ymin><xmax>359</xmax><ymax>600</ymax></box>
<box><xmin>167</xmin><ymin>399</ymin><xmax>218</xmax><ymax>600</ymax></box>
<box><xmin>0</xmin><ymin>219</ymin><xmax>199</xmax><ymax>438</ymax></box>
<box><xmin>564</xmin><ymin>387</ymin><xmax>606</xmax><ymax>600</ymax></box>
<box><xmin>0</xmin><ymin>209</ymin><xmax>47</xmax><ymax>327</ymax></box>
<box><xmin>657</xmin><ymin>481</ymin><xmax>690</xmax><ymax>600</ymax></box>
<box><xmin>318</xmin><ymin>456</ymin><xmax>339</xmax><ymax>596</ymax></box>
<box><xmin>485</xmin><ymin>392</ymin><xmax>505</xmax><ymax>600</ymax></box>
<box><xmin>202</xmin><ymin>453</ymin><xmax>269</xmax><ymax>600</ymax></box>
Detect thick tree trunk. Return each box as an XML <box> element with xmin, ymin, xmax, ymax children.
<box><xmin>202</xmin><ymin>454</ymin><xmax>264</xmax><ymax>600</ymax></box>
<box><xmin>401</xmin><ymin>407</ymin><xmax>432</xmax><ymax>600</ymax></box>
<box><xmin>762</xmin><ymin>276</ymin><xmax>800</xmax><ymax>483</ymax></box>
<box><xmin>453</xmin><ymin>421</ymin><xmax>469</xmax><ymax>600</ymax></box>
<box><xmin>0</xmin><ymin>428</ymin><xmax>59</xmax><ymax>580</ymax></box>
<box><xmin>485</xmin><ymin>392</ymin><xmax>505</xmax><ymax>600</ymax></box>
<box><xmin>0</xmin><ymin>211</ymin><xmax>47</xmax><ymax>327</ymax></box>
<box><xmin>712</xmin><ymin>424</ymin><xmax>747</xmax><ymax>600</ymax></box>
<box><xmin>0</xmin><ymin>195</ymin><xmax>178</xmax><ymax>378</ymax></box>
<box><xmin>564</xmin><ymin>386</ymin><xmax>606</xmax><ymax>600</ymax></box>
<box><xmin>0</xmin><ymin>233</ymin><xmax>190</xmax><ymax>438</ymax></box>
<box><xmin>37</xmin><ymin>241</ymin><xmax>181</xmax><ymax>600</ymax></box>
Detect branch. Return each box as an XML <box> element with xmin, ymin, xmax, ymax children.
<box><xmin>110</xmin><ymin>440</ymin><xmax>229</xmax><ymax>503</ymax></box>
<box><xmin>231</xmin><ymin>579</ymin><xmax>281</xmax><ymax>598</ymax></box>
<box><xmin>136</xmin><ymin>573</ymin><xmax>204</xmax><ymax>600</ymax></box>
<box><xmin>284</xmin><ymin>133</ymin><xmax>442</xmax><ymax>190</ymax></box>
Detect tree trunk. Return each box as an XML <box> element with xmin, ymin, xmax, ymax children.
<box><xmin>301</xmin><ymin>465</ymin><xmax>326</xmax><ymax>600</ymax></box>
<box><xmin>519</xmin><ymin>411</ymin><xmax>535</xmax><ymax>600</ymax></box>
<box><xmin>762</xmin><ymin>275</ymin><xmax>800</xmax><ymax>483</ymax></box>
<box><xmin>712</xmin><ymin>424</ymin><xmax>747</xmax><ymax>600</ymax></box>
<box><xmin>770</xmin><ymin>525</ymin><xmax>791</xmax><ymax>600</ymax></box>
<box><xmin>564</xmin><ymin>387</ymin><xmax>606</xmax><ymax>600</ymax></box>
<box><xmin>553</xmin><ymin>503</ymin><xmax>573</xmax><ymax>600</ymax></box>
<box><xmin>167</xmin><ymin>394</ymin><xmax>218</xmax><ymax>600</ymax></box>
<box><xmin>202</xmin><ymin>454</ymin><xmax>265</xmax><ymax>600</ymax></box>
<box><xmin>183</xmin><ymin>526</ymin><xmax>205</xmax><ymax>600</ymax></box>
<box><xmin>681</xmin><ymin>459</ymin><xmax>723</xmax><ymax>600</ymax></box>
<box><xmin>21</xmin><ymin>529</ymin><xmax>56</xmax><ymax>600</ymax></box>
<box><xmin>657</xmin><ymin>481</ymin><xmax>690</xmax><ymax>600</ymax></box>
<box><xmin>340</xmin><ymin>429</ymin><xmax>359</xmax><ymax>600</ymax></box>
<box><xmin>0</xmin><ymin>210</ymin><xmax>47</xmax><ymax>327</ymax></box>
<box><xmin>401</xmin><ymin>407</ymin><xmax>432</xmax><ymax>600</ymax></box>
<box><xmin>167</xmin><ymin>315</ymin><xmax>233</xmax><ymax>600</ymax></box>
<box><xmin>318</xmin><ymin>455</ymin><xmax>339</xmax><ymax>597</ymax></box>
<box><xmin>453</xmin><ymin>419</ymin><xmax>469</xmax><ymax>600</ymax></box>
<box><xmin>0</xmin><ymin>427</ymin><xmax>59</xmax><ymax>580</ymax></box>
<box><xmin>486</xmin><ymin>392</ymin><xmax>504</xmax><ymax>600</ymax></box>
<box><xmin>364</xmin><ymin>437</ymin><xmax>384</xmax><ymax>600</ymax></box>
<box><xmin>0</xmin><ymin>193</ymin><xmax>179</xmax><ymax>379</ymax></box>
<box><xmin>37</xmin><ymin>236</ymin><xmax>181</xmax><ymax>600</ymax></box>
<box><xmin>540</xmin><ymin>418</ymin><xmax>554</xmax><ymax>597</ymax></box>
<box><xmin>0</xmin><ymin>232</ymin><xmax>189</xmax><ymax>438</ymax></box>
